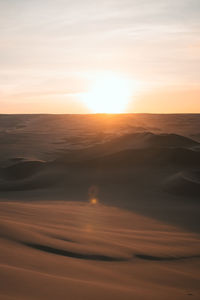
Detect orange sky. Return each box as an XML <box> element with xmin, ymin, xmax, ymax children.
<box><xmin>0</xmin><ymin>0</ymin><xmax>199</xmax><ymax>113</ymax></box>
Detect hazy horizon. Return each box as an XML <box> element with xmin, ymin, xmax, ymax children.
<box><xmin>1</xmin><ymin>112</ymin><xmax>200</xmax><ymax>115</ymax></box>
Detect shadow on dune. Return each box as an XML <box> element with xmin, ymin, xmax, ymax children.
<box><xmin>23</xmin><ymin>242</ymin><xmax>128</xmax><ymax>262</ymax></box>
<box><xmin>0</xmin><ymin>132</ymin><xmax>200</xmax><ymax>234</ymax></box>
<box><xmin>164</xmin><ymin>171</ymin><xmax>200</xmax><ymax>198</ymax></box>
<box><xmin>56</xmin><ymin>132</ymin><xmax>199</xmax><ymax>163</ymax></box>
<box><xmin>135</xmin><ymin>254</ymin><xmax>200</xmax><ymax>261</ymax></box>
<box><xmin>2</xmin><ymin>161</ymin><xmax>46</xmax><ymax>181</ymax></box>
<box><xmin>1</xmin><ymin>132</ymin><xmax>200</xmax><ymax>183</ymax></box>
<box><xmin>80</xmin><ymin>147</ymin><xmax>200</xmax><ymax>168</ymax></box>
<box><xmin>23</xmin><ymin>242</ymin><xmax>200</xmax><ymax>263</ymax></box>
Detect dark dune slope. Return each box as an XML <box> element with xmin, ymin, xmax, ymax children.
<box><xmin>0</xmin><ymin>132</ymin><xmax>200</xmax><ymax>192</ymax></box>
<box><xmin>164</xmin><ymin>171</ymin><xmax>200</xmax><ymax>197</ymax></box>
<box><xmin>3</xmin><ymin>134</ymin><xmax>199</xmax><ymax>177</ymax></box>
<box><xmin>1</xmin><ymin>161</ymin><xmax>46</xmax><ymax>180</ymax></box>
<box><xmin>79</xmin><ymin>147</ymin><xmax>200</xmax><ymax>168</ymax></box>
<box><xmin>57</xmin><ymin>132</ymin><xmax>199</xmax><ymax>163</ymax></box>
<box><xmin>145</xmin><ymin>133</ymin><xmax>199</xmax><ymax>147</ymax></box>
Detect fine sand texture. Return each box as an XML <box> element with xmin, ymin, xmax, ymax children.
<box><xmin>0</xmin><ymin>114</ymin><xmax>200</xmax><ymax>299</ymax></box>
<box><xmin>0</xmin><ymin>201</ymin><xmax>200</xmax><ymax>300</ymax></box>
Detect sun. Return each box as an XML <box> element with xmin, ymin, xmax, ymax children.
<box><xmin>81</xmin><ymin>72</ymin><xmax>135</xmax><ymax>113</ymax></box>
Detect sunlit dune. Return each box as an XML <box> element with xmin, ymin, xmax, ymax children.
<box><xmin>0</xmin><ymin>201</ymin><xmax>200</xmax><ymax>299</ymax></box>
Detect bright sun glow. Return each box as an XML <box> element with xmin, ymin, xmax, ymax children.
<box><xmin>81</xmin><ymin>72</ymin><xmax>136</xmax><ymax>113</ymax></box>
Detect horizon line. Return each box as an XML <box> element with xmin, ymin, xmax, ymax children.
<box><xmin>0</xmin><ymin>112</ymin><xmax>200</xmax><ymax>116</ymax></box>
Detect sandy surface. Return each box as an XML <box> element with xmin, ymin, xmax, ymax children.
<box><xmin>0</xmin><ymin>114</ymin><xmax>200</xmax><ymax>164</ymax></box>
<box><xmin>0</xmin><ymin>201</ymin><xmax>200</xmax><ymax>300</ymax></box>
<box><xmin>0</xmin><ymin>114</ymin><xmax>200</xmax><ymax>299</ymax></box>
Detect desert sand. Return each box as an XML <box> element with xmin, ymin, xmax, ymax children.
<box><xmin>0</xmin><ymin>114</ymin><xmax>200</xmax><ymax>299</ymax></box>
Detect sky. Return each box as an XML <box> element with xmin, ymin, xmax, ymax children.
<box><xmin>0</xmin><ymin>0</ymin><xmax>200</xmax><ymax>113</ymax></box>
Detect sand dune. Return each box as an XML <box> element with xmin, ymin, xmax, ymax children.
<box><xmin>1</xmin><ymin>146</ymin><xmax>200</xmax><ymax>194</ymax></box>
<box><xmin>0</xmin><ymin>201</ymin><xmax>200</xmax><ymax>299</ymax></box>
<box><xmin>56</xmin><ymin>132</ymin><xmax>199</xmax><ymax>163</ymax></box>
<box><xmin>0</xmin><ymin>114</ymin><xmax>200</xmax><ymax>164</ymax></box>
<box><xmin>164</xmin><ymin>171</ymin><xmax>200</xmax><ymax>197</ymax></box>
<box><xmin>0</xmin><ymin>114</ymin><xmax>200</xmax><ymax>299</ymax></box>
<box><xmin>2</xmin><ymin>161</ymin><xmax>46</xmax><ymax>181</ymax></box>
<box><xmin>79</xmin><ymin>147</ymin><xmax>200</xmax><ymax>168</ymax></box>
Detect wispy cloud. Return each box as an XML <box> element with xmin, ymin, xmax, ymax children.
<box><xmin>0</xmin><ymin>0</ymin><xmax>199</xmax><ymax>112</ymax></box>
